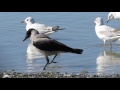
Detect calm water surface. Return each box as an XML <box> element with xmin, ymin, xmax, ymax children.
<box><xmin>1</xmin><ymin>12</ymin><xmax>120</xmax><ymax>75</ymax></box>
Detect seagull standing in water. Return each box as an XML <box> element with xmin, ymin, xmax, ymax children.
<box><xmin>107</xmin><ymin>12</ymin><xmax>120</xmax><ymax>23</ymax></box>
<box><xmin>21</xmin><ymin>17</ymin><xmax>65</xmax><ymax>36</ymax></box>
<box><xmin>23</xmin><ymin>29</ymin><xmax>83</xmax><ymax>70</ymax></box>
<box><xmin>94</xmin><ymin>17</ymin><xmax>120</xmax><ymax>48</ymax></box>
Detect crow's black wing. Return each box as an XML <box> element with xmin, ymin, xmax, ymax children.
<box><xmin>33</xmin><ymin>38</ymin><xmax>73</xmax><ymax>52</ymax></box>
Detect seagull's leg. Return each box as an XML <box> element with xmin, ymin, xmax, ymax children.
<box><xmin>110</xmin><ymin>42</ymin><xmax>112</xmax><ymax>49</ymax></box>
<box><xmin>49</xmin><ymin>54</ymin><xmax>58</xmax><ymax>64</ymax></box>
<box><xmin>43</xmin><ymin>56</ymin><xmax>50</xmax><ymax>70</ymax></box>
<box><xmin>104</xmin><ymin>40</ymin><xmax>106</xmax><ymax>48</ymax></box>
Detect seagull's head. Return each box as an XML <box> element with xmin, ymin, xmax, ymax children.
<box><xmin>93</xmin><ymin>17</ymin><xmax>104</xmax><ymax>25</ymax></box>
<box><xmin>107</xmin><ymin>12</ymin><xmax>114</xmax><ymax>23</ymax></box>
<box><xmin>21</xmin><ymin>17</ymin><xmax>35</xmax><ymax>24</ymax></box>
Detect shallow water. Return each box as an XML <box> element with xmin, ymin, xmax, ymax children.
<box><xmin>1</xmin><ymin>12</ymin><xmax>120</xmax><ymax>75</ymax></box>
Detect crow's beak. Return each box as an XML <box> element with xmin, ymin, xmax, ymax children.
<box><xmin>23</xmin><ymin>34</ymin><xmax>29</xmax><ymax>41</ymax></box>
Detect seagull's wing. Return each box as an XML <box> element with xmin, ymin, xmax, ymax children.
<box><xmin>27</xmin><ymin>23</ymin><xmax>53</xmax><ymax>34</ymax></box>
<box><xmin>98</xmin><ymin>25</ymin><xmax>120</xmax><ymax>37</ymax></box>
<box><xmin>33</xmin><ymin>23</ymin><xmax>52</xmax><ymax>30</ymax></box>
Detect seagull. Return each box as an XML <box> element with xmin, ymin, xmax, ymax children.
<box><xmin>94</xmin><ymin>17</ymin><xmax>120</xmax><ymax>48</ymax></box>
<box><xmin>23</xmin><ymin>29</ymin><xmax>83</xmax><ymax>70</ymax></box>
<box><xmin>107</xmin><ymin>12</ymin><xmax>120</xmax><ymax>23</ymax></box>
<box><xmin>21</xmin><ymin>17</ymin><xmax>65</xmax><ymax>36</ymax></box>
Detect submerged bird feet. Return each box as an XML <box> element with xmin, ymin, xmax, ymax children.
<box><xmin>42</xmin><ymin>67</ymin><xmax>46</xmax><ymax>70</ymax></box>
<box><xmin>49</xmin><ymin>61</ymin><xmax>58</xmax><ymax>64</ymax></box>
<box><xmin>42</xmin><ymin>62</ymin><xmax>58</xmax><ymax>70</ymax></box>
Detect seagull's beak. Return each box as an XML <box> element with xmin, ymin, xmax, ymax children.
<box><xmin>92</xmin><ymin>21</ymin><xmax>95</xmax><ymax>24</ymax></box>
<box><xmin>21</xmin><ymin>21</ymin><xmax>25</xmax><ymax>23</ymax></box>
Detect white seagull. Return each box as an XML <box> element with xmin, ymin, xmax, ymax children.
<box><xmin>107</xmin><ymin>12</ymin><xmax>120</xmax><ymax>23</ymax></box>
<box><xmin>94</xmin><ymin>17</ymin><xmax>120</xmax><ymax>48</ymax></box>
<box><xmin>23</xmin><ymin>29</ymin><xmax>83</xmax><ymax>70</ymax></box>
<box><xmin>21</xmin><ymin>17</ymin><xmax>65</xmax><ymax>36</ymax></box>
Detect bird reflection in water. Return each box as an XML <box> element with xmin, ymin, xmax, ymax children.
<box><xmin>26</xmin><ymin>43</ymin><xmax>44</xmax><ymax>60</ymax></box>
<box><xmin>96</xmin><ymin>49</ymin><xmax>120</xmax><ymax>75</ymax></box>
<box><xmin>25</xmin><ymin>43</ymin><xmax>44</xmax><ymax>72</ymax></box>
